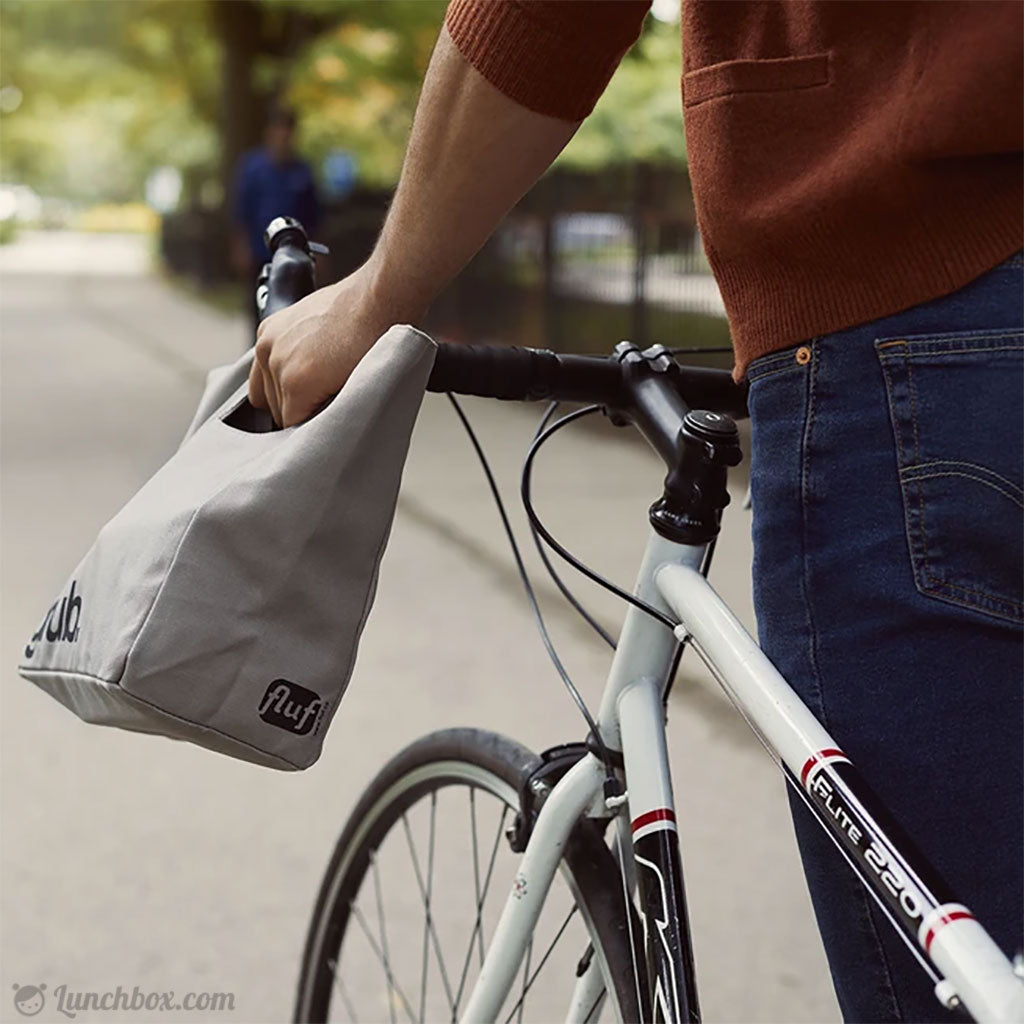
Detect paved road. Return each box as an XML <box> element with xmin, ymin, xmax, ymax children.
<box><xmin>0</xmin><ymin>232</ymin><xmax>838</xmax><ymax>1023</ymax></box>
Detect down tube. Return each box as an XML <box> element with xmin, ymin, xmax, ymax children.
<box><xmin>655</xmin><ymin>563</ymin><xmax>1024</xmax><ymax>1024</ymax></box>
<box><xmin>619</xmin><ymin>676</ymin><xmax>700</xmax><ymax>1024</ymax></box>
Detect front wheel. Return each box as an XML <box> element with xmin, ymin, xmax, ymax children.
<box><xmin>294</xmin><ymin>728</ymin><xmax>642</xmax><ymax>1023</ymax></box>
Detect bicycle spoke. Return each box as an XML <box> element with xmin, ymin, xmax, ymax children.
<box><xmin>349</xmin><ymin>902</ymin><xmax>418</xmax><ymax>1023</ymax></box>
<box><xmin>326</xmin><ymin>958</ymin><xmax>359</xmax><ymax>1023</ymax></box>
<box><xmin>414</xmin><ymin>812</ymin><xmax>429</xmax><ymax>1023</ymax></box>
<box><xmin>371</xmin><ymin>851</ymin><xmax>397</xmax><ymax>1024</ymax></box>
<box><xmin>451</xmin><ymin>804</ymin><xmax>510</xmax><ymax>1016</ymax></box>
<box><xmin>469</xmin><ymin>789</ymin><xmax>485</xmax><ymax>968</ymax></box>
<box><xmin>502</xmin><ymin>905</ymin><xmax>579</xmax><ymax>1024</ymax></box>
<box><xmin>426</xmin><ymin>792</ymin><xmax>442</xmax><ymax>1009</ymax></box>
<box><xmin>399</xmin><ymin>797</ymin><xmax>456</xmax><ymax>1017</ymax></box>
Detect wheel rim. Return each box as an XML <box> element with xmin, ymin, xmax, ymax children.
<box><xmin>300</xmin><ymin>760</ymin><xmax>622</xmax><ymax>1023</ymax></box>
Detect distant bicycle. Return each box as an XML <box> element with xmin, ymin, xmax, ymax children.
<box><xmin>260</xmin><ymin>220</ymin><xmax>1024</xmax><ymax>1024</ymax></box>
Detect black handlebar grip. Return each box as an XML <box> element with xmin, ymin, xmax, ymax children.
<box><xmin>428</xmin><ymin>343</ymin><xmax>631</xmax><ymax>407</ymax></box>
<box><xmin>427</xmin><ymin>344</ymin><xmax>561</xmax><ymax>400</ymax></box>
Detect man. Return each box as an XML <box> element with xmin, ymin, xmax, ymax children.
<box><xmin>231</xmin><ymin>105</ymin><xmax>320</xmax><ymax>337</ymax></box>
<box><xmin>249</xmin><ymin>3</ymin><xmax>1023</xmax><ymax>1020</ymax></box>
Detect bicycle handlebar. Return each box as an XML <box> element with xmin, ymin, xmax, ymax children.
<box><xmin>257</xmin><ymin>217</ymin><xmax>748</xmax><ymax>464</ymax></box>
<box><xmin>427</xmin><ymin>344</ymin><xmax>626</xmax><ymax>406</ymax></box>
<box><xmin>259</xmin><ymin>217</ymin><xmax>320</xmax><ymax>320</ymax></box>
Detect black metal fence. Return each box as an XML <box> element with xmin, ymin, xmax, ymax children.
<box><xmin>160</xmin><ymin>163</ymin><xmax>730</xmax><ymax>362</ymax></box>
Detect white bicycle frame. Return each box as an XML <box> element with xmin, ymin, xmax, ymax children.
<box><xmin>459</xmin><ymin>531</ymin><xmax>1024</xmax><ymax>1024</ymax></box>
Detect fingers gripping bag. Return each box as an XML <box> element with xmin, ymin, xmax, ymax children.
<box><xmin>18</xmin><ymin>326</ymin><xmax>436</xmax><ymax>770</ymax></box>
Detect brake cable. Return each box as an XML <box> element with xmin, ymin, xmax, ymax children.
<box><xmin>445</xmin><ymin>394</ymin><xmax>616</xmax><ymax>774</ymax></box>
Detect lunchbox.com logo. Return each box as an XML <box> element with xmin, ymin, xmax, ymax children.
<box><xmin>258</xmin><ymin>679</ymin><xmax>326</xmax><ymax>736</ymax></box>
<box><xmin>12</xmin><ymin>983</ymin><xmax>46</xmax><ymax>1017</ymax></box>
<box><xmin>12</xmin><ymin>981</ymin><xmax>234</xmax><ymax>1018</ymax></box>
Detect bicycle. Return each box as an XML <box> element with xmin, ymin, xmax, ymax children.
<box><xmin>257</xmin><ymin>220</ymin><xmax>1024</xmax><ymax>1024</ymax></box>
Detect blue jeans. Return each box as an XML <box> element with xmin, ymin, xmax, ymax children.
<box><xmin>747</xmin><ymin>253</ymin><xmax>1023</xmax><ymax>1023</ymax></box>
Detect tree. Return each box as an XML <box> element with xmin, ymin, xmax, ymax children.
<box><xmin>0</xmin><ymin>0</ymin><xmax>682</xmax><ymax>209</ymax></box>
<box><xmin>0</xmin><ymin>0</ymin><xmax>219</xmax><ymax>203</ymax></box>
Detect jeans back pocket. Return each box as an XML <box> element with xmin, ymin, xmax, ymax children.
<box><xmin>876</xmin><ymin>330</ymin><xmax>1023</xmax><ymax>624</ymax></box>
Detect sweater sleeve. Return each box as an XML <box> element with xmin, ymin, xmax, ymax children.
<box><xmin>444</xmin><ymin>0</ymin><xmax>652</xmax><ymax>121</ymax></box>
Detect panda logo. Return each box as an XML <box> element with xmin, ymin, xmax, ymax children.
<box><xmin>12</xmin><ymin>983</ymin><xmax>46</xmax><ymax>1017</ymax></box>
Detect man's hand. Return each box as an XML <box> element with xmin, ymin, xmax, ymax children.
<box><xmin>248</xmin><ymin>262</ymin><xmax>424</xmax><ymax>427</ymax></box>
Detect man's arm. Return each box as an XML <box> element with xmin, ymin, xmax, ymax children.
<box><xmin>251</xmin><ymin>3</ymin><xmax>649</xmax><ymax>426</ymax></box>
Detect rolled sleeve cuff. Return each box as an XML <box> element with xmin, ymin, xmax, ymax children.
<box><xmin>445</xmin><ymin>0</ymin><xmax>651</xmax><ymax>121</ymax></box>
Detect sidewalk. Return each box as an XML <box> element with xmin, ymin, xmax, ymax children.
<box><xmin>0</xmin><ymin>232</ymin><xmax>838</xmax><ymax>1023</ymax></box>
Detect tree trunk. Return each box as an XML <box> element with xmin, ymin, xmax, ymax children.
<box><xmin>210</xmin><ymin>0</ymin><xmax>268</xmax><ymax>203</ymax></box>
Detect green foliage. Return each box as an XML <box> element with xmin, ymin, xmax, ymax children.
<box><xmin>0</xmin><ymin>0</ymin><xmax>447</xmax><ymax>200</ymax></box>
<box><xmin>288</xmin><ymin>1</ymin><xmax>446</xmax><ymax>185</ymax></box>
<box><xmin>558</xmin><ymin>17</ymin><xmax>686</xmax><ymax>170</ymax></box>
<box><xmin>0</xmin><ymin>0</ymin><xmax>218</xmax><ymax>202</ymax></box>
<box><xmin>0</xmin><ymin>0</ymin><xmax>684</xmax><ymax>204</ymax></box>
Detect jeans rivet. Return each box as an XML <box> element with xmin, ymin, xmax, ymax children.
<box><xmin>795</xmin><ymin>346</ymin><xmax>812</xmax><ymax>366</ymax></box>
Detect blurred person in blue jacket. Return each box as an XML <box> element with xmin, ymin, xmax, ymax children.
<box><xmin>231</xmin><ymin>106</ymin><xmax>321</xmax><ymax>339</ymax></box>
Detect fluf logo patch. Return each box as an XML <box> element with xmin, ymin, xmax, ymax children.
<box><xmin>258</xmin><ymin>680</ymin><xmax>325</xmax><ymax>736</ymax></box>
<box><xmin>24</xmin><ymin>580</ymin><xmax>82</xmax><ymax>659</ymax></box>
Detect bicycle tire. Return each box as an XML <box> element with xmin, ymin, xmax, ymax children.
<box><xmin>294</xmin><ymin>728</ymin><xmax>643</xmax><ymax>1023</ymax></box>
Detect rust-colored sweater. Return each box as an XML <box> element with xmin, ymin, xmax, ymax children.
<box><xmin>445</xmin><ymin>0</ymin><xmax>1024</xmax><ymax>377</ymax></box>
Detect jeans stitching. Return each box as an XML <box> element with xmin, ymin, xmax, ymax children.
<box><xmin>904</xmin><ymin>349</ymin><xmax>935</xmax><ymax>590</ymax></box>
<box><xmin>876</xmin><ymin>344</ymin><xmax>929</xmax><ymax>620</ymax></box>
<box><xmin>750</xmin><ymin>349</ymin><xmax>794</xmax><ymax>368</ymax></box>
<box><xmin>876</xmin><ymin>330</ymin><xmax>1022</xmax><ymax>351</ymax></box>
<box><xmin>884</xmin><ymin>344</ymin><xmax>1023</xmax><ymax>358</ymax></box>
<box><xmin>799</xmin><ymin>343</ymin><xmax>828</xmax><ymax>725</ymax></box>
<box><xmin>921</xmin><ymin>575</ymin><xmax>1022</xmax><ymax>614</ymax></box>
<box><xmin>907</xmin><ymin>470</ymin><xmax>1024</xmax><ymax>510</ymax></box>
<box><xmin>747</xmin><ymin>348</ymin><xmax>805</xmax><ymax>382</ymax></box>
<box><xmin>876</xmin><ymin>345</ymin><xmax>908</xmax><ymax>467</ymax></box>
<box><xmin>903</xmin><ymin>460</ymin><xmax>1024</xmax><ymax>497</ymax></box>
<box><xmin>747</xmin><ymin>361</ymin><xmax>807</xmax><ymax>384</ymax></box>
<box><xmin>912</xmin><ymin>581</ymin><xmax>1022</xmax><ymax>623</ymax></box>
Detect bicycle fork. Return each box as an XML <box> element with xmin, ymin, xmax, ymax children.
<box><xmin>563</xmin><ymin>674</ymin><xmax>702</xmax><ymax>1024</ymax></box>
<box><xmin>459</xmin><ymin>533</ymin><xmax>708</xmax><ymax>1024</ymax></box>
<box><xmin>454</xmin><ymin>708</ymin><xmax>700</xmax><ymax>1024</ymax></box>
<box><xmin>617</xmin><ymin>674</ymin><xmax>701</xmax><ymax>1024</ymax></box>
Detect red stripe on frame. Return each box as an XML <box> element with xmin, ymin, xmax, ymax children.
<box><xmin>924</xmin><ymin>911</ymin><xmax>975</xmax><ymax>953</ymax></box>
<box><xmin>631</xmin><ymin>808</ymin><xmax>676</xmax><ymax>833</ymax></box>
<box><xmin>800</xmin><ymin>747</ymin><xmax>846</xmax><ymax>787</ymax></box>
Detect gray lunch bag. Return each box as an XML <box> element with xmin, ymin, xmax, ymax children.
<box><xmin>19</xmin><ymin>325</ymin><xmax>436</xmax><ymax>770</ymax></box>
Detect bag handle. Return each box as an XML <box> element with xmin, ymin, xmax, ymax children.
<box><xmin>222</xmin><ymin>398</ymin><xmax>277</xmax><ymax>434</ymax></box>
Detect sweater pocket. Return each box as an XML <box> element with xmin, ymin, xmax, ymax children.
<box><xmin>683</xmin><ymin>53</ymin><xmax>831</xmax><ymax>108</ymax></box>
